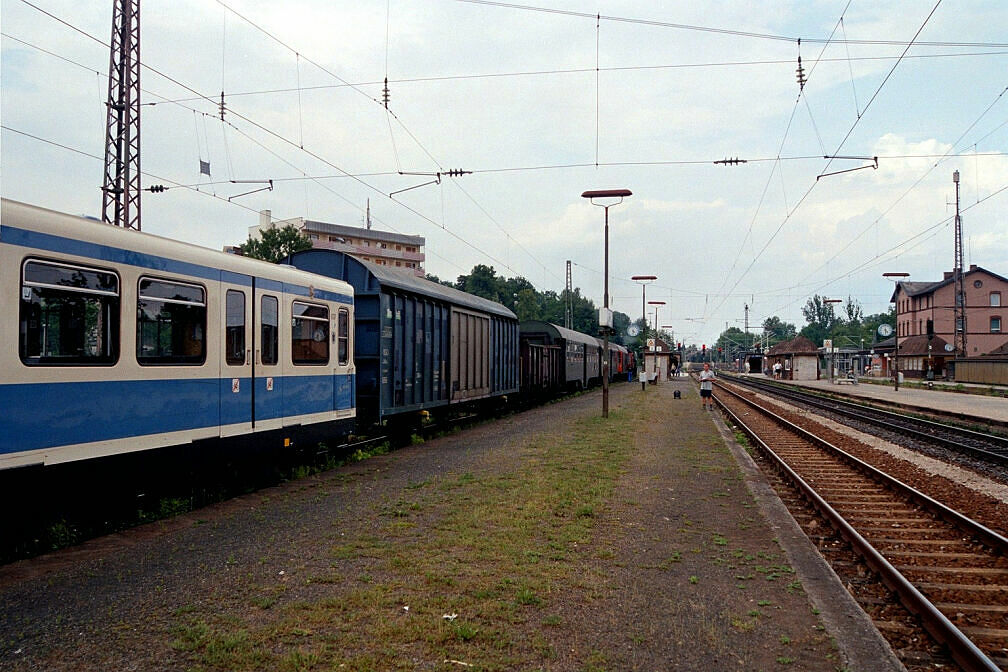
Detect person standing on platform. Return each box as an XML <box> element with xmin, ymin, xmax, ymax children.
<box><xmin>699</xmin><ymin>362</ymin><xmax>715</xmax><ymax>410</ymax></box>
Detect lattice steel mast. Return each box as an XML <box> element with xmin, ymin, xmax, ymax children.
<box><xmin>102</xmin><ymin>0</ymin><xmax>141</xmax><ymax>230</ymax></box>
<box><xmin>952</xmin><ymin>170</ymin><xmax>967</xmax><ymax>357</ymax></box>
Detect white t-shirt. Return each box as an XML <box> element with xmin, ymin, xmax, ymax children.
<box><xmin>699</xmin><ymin>369</ymin><xmax>715</xmax><ymax>390</ymax></box>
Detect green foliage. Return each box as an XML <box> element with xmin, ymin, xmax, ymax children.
<box><xmin>451</xmin><ymin>265</ymin><xmax>631</xmax><ymax>342</ymax></box>
<box><xmin>762</xmin><ymin>316</ymin><xmax>797</xmax><ymax>342</ymax></box>
<box><xmin>237</xmin><ymin>224</ymin><xmax>313</xmax><ymax>263</ymax></box>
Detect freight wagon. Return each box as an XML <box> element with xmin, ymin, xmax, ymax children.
<box><xmin>287</xmin><ymin>249</ymin><xmax>519</xmax><ymax>427</ymax></box>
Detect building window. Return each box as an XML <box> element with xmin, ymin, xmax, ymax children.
<box><xmin>137</xmin><ymin>277</ymin><xmax>206</xmax><ymax>365</ymax></box>
<box><xmin>992</xmin><ymin>292</ymin><xmax>1001</xmax><ymax>307</ymax></box>
<box><xmin>992</xmin><ymin>316</ymin><xmax>1002</xmax><ymax>333</ymax></box>
<box><xmin>19</xmin><ymin>258</ymin><xmax>120</xmax><ymax>365</ymax></box>
<box><xmin>395</xmin><ymin>245</ymin><xmax>401</xmax><ymax>251</ymax></box>
<box><xmin>396</xmin><ymin>261</ymin><xmax>401</xmax><ymax>267</ymax></box>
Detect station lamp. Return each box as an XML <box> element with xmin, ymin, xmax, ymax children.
<box><xmin>582</xmin><ymin>188</ymin><xmax>632</xmax><ymax>418</ymax></box>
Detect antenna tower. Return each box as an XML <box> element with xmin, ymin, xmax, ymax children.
<box><xmin>953</xmin><ymin>170</ymin><xmax>967</xmax><ymax>357</ymax></box>
<box><xmin>101</xmin><ymin>0</ymin><xmax>142</xmax><ymax>230</ymax></box>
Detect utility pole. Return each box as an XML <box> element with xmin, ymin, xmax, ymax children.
<box><xmin>953</xmin><ymin>170</ymin><xmax>967</xmax><ymax>358</ymax></box>
<box><xmin>744</xmin><ymin>303</ymin><xmax>750</xmax><ymax>346</ymax></box>
<box><xmin>565</xmin><ymin>260</ymin><xmax>573</xmax><ymax>329</ymax></box>
<box><xmin>102</xmin><ymin>0</ymin><xmax>141</xmax><ymax>230</ymax></box>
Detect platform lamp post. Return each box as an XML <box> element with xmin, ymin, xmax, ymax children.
<box><xmin>648</xmin><ymin>300</ymin><xmax>665</xmax><ymax>380</ymax></box>
<box><xmin>631</xmin><ymin>275</ymin><xmax>657</xmax><ymax>391</ymax></box>
<box><xmin>883</xmin><ymin>272</ymin><xmax>910</xmax><ymax>391</ymax></box>
<box><xmin>823</xmin><ymin>298</ymin><xmax>842</xmax><ymax>382</ymax></box>
<box><xmin>582</xmin><ymin>188</ymin><xmax>632</xmax><ymax>418</ymax></box>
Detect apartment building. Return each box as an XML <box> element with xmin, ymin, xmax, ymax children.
<box><xmin>251</xmin><ymin>210</ymin><xmax>425</xmax><ymax>277</ymax></box>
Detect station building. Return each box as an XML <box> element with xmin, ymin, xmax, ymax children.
<box><xmin>766</xmin><ymin>336</ymin><xmax>819</xmax><ymax>380</ymax></box>
<box><xmin>249</xmin><ymin>210</ymin><xmax>426</xmax><ymax>277</ymax></box>
<box><xmin>890</xmin><ymin>265</ymin><xmax>1006</xmax><ymax>358</ymax></box>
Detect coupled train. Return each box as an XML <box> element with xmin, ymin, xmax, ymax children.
<box><xmin>0</xmin><ymin>199</ymin><xmax>634</xmax><ymax>472</ymax></box>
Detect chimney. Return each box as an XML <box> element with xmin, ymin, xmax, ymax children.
<box><xmin>259</xmin><ymin>209</ymin><xmax>272</xmax><ymax>228</ymax></box>
<box><xmin>943</xmin><ymin>271</ymin><xmax>953</xmax><ymax>280</ymax></box>
<box><xmin>969</xmin><ymin>264</ymin><xmax>978</xmax><ymax>272</ymax></box>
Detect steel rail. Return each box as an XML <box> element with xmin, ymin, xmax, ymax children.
<box><xmin>714</xmin><ymin>384</ymin><xmax>1003</xmax><ymax>672</ymax></box>
<box><xmin>730</xmin><ymin>376</ymin><xmax>1008</xmax><ymax>467</ymax></box>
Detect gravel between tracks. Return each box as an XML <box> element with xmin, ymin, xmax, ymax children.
<box><xmin>2</xmin><ymin>381</ymin><xmax>856</xmax><ymax>671</ymax></box>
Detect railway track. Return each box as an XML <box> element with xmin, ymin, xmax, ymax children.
<box><xmin>714</xmin><ymin>380</ymin><xmax>1008</xmax><ymax>672</ymax></box>
<box><xmin>726</xmin><ymin>375</ymin><xmax>1008</xmax><ymax>470</ymax></box>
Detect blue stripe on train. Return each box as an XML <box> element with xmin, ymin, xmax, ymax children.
<box><xmin>0</xmin><ymin>374</ymin><xmax>355</xmax><ymax>455</ymax></box>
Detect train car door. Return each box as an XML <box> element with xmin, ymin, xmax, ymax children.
<box><xmin>334</xmin><ymin>306</ymin><xmax>354</xmax><ymax>412</ymax></box>
<box><xmin>253</xmin><ymin>280</ymin><xmax>284</xmax><ymax>431</ymax></box>
<box><xmin>221</xmin><ymin>274</ymin><xmax>253</xmax><ymax>437</ymax></box>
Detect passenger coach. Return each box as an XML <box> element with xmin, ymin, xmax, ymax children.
<box><xmin>519</xmin><ymin>321</ymin><xmax>602</xmax><ymax>391</ymax></box>
<box><xmin>0</xmin><ymin>199</ymin><xmax>356</xmax><ymax>470</ymax></box>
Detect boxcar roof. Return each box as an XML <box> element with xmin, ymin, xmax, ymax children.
<box><xmin>287</xmin><ymin>249</ymin><xmax>516</xmax><ymax>319</ymax></box>
<box><xmin>520</xmin><ymin>320</ymin><xmax>600</xmax><ymax>347</ymax></box>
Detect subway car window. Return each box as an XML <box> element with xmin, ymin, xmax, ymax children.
<box><xmin>291</xmin><ymin>301</ymin><xmax>329</xmax><ymax>364</ymax></box>
<box><xmin>261</xmin><ymin>295</ymin><xmax>279</xmax><ymax>365</ymax></box>
<box><xmin>225</xmin><ymin>290</ymin><xmax>245</xmax><ymax>365</ymax></box>
<box><xmin>338</xmin><ymin>308</ymin><xmax>350</xmax><ymax>365</ymax></box>
<box><xmin>19</xmin><ymin>259</ymin><xmax>120</xmax><ymax>365</ymax></box>
<box><xmin>136</xmin><ymin>277</ymin><xmax>206</xmax><ymax>365</ymax></box>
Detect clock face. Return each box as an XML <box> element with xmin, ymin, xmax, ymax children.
<box><xmin>627</xmin><ymin>325</ymin><xmax>640</xmax><ymax>337</ymax></box>
<box><xmin>877</xmin><ymin>323</ymin><xmax>893</xmax><ymax>337</ymax></box>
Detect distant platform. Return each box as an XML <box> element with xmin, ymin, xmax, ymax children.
<box><xmin>766</xmin><ymin>375</ymin><xmax>1008</xmax><ymax>424</ymax></box>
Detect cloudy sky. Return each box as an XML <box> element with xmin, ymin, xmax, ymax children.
<box><xmin>3</xmin><ymin>0</ymin><xmax>1006</xmax><ymax>346</ymax></box>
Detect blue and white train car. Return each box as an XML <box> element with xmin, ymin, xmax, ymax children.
<box><xmin>0</xmin><ymin>199</ymin><xmax>356</xmax><ymax>471</ymax></box>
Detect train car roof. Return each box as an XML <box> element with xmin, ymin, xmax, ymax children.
<box><xmin>520</xmin><ymin>320</ymin><xmax>600</xmax><ymax>347</ymax></box>
<box><xmin>1</xmin><ymin>199</ymin><xmax>353</xmax><ymax>300</ymax></box>
<box><xmin>596</xmin><ymin>338</ymin><xmax>629</xmax><ymax>353</ymax></box>
<box><xmin>286</xmin><ymin>249</ymin><xmax>517</xmax><ymax>319</ymax></box>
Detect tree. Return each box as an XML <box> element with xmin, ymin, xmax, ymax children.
<box><xmin>762</xmin><ymin>316</ymin><xmax>797</xmax><ymax>343</ymax></box>
<box><xmin>843</xmin><ymin>296</ymin><xmax>864</xmax><ymax>325</ymax></box>
<box><xmin>458</xmin><ymin>264</ymin><xmax>501</xmax><ymax>302</ymax></box>
<box><xmin>237</xmin><ymin>224</ymin><xmax>313</xmax><ymax>263</ymax></box>
<box><xmin>800</xmin><ymin>295</ymin><xmax>841</xmax><ymax>347</ymax></box>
